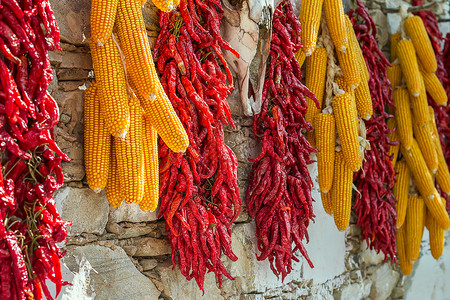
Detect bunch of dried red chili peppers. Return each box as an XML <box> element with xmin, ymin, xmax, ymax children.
<box><xmin>154</xmin><ymin>0</ymin><xmax>240</xmax><ymax>292</ymax></box>
<box><xmin>412</xmin><ymin>0</ymin><xmax>450</xmax><ymax>211</ymax></box>
<box><xmin>246</xmin><ymin>0</ymin><xmax>317</xmax><ymax>280</ymax></box>
<box><xmin>348</xmin><ymin>0</ymin><xmax>397</xmax><ymax>260</ymax></box>
<box><xmin>0</xmin><ymin>0</ymin><xmax>71</xmax><ymax>299</ymax></box>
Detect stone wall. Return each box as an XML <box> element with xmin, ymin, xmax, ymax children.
<box><xmin>47</xmin><ymin>0</ymin><xmax>450</xmax><ymax>299</ymax></box>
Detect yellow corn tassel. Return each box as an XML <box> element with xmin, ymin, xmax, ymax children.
<box><xmin>386</xmin><ymin>64</ymin><xmax>402</xmax><ymax>89</ymax></box>
<box><xmin>323</xmin><ymin>0</ymin><xmax>349</xmax><ymax>52</ymax></box>
<box><xmin>413</xmin><ymin>122</ymin><xmax>438</xmax><ymax>174</ymax></box>
<box><xmin>114</xmin><ymin>97</ymin><xmax>145</xmax><ymax>204</ymax></box>
<box><xmin>139</xmin><ymin>117</ymin><xmax>159</xmax><ymax>212</ymax></box>
<box><xmin>332</xmin><ymin>92</ymin><xmax>361</xmax><ymax>171</ymax></box>
<box><xmin>397</xmin><ymin>40</ymin><xmax>423</xmax><ymax>97</ymax></box>
<box><xmin>90</xmin><ymin>36</ymin><xmax>130</xmax><ymax>138</ymax></box>
<box><xmin>405</xmin><ymin>16</ymin><xmax>437</xmax><ymax>73</ymax></box>
<box><xmin>421</xmin><ymin>70</ymin><xmax>448</xmax><ymax>106</ymax></box>
<box><xmin>331</xmin><ymin>151</ymin><xmax>353</xmax><ymax>231</ymax></box>
<box><xmin>433</xmin><ymin>134</ymin><xmax>450</xmax><ymax>195</ymax></box>
<box><xmin>354</xmin><ymin>79</ymin><xmax>373</xmax><ymax>120</ymax></box>
<box><xmin>84</xmin><ymin>82</ymin><xmax>111</xmax><ymax>192</ymax></box>
<box><xmin>295</xmin><ymin>50</ymin><xmax>306</xmax><ymax>68</ymax></box>
<box><xmin>427</xmin><ymin>202</ymin><xmax>445</xmax><ymax>260</ymax></box>
<box><xmin>336</xmin><ymin>34</ymin><xmax>361</xmax><ymax>89</ymax></box>
<box><xmin>106</xmin><ymin>142</ymin><xmax>123</xmax><ymax>207</ymax></box>
<box><xmin>90</xmin><ymin>0</ymin><xmax>119</xmax><ymax>45</ymax></box>
<box><xmin>393</xmin><ymin>161</ymin><xmax>410</xmax><ymax>228</ymax></box>
<box><xmin>397</xmin><ymin>225</ymin><xmax>413</xmax><ymax>275</ymax></box>
<box><xmin>387</xmin><ymin>118</ymin><xmax>400</xmax><ymax>167</ymax></box>
<box><xmin>344</xmin><ymin>15</ymin><xmax>369</xmax><ymax>82</ymax></box>
<box><xmin>305</xmin><ymin>48</ymin><xmax>327</xmax><ymax>145</ymax></box>
<box><xmin>315</xmin><ymin>113</ymin><xmax>336</xmax><ymax>193</ymax></box>
<box><xmin>405</xmin><ymin>195</ymin><xmax>425</xmax><ymax>262</ymax></box>
<box><xmin>390</xmin><ymin>32</ymin><xmax>401</xmax><ymax>62</ymax></box>
<box><xmin>300</xmin><ymin>0</ymin><xmax>324</xmax><ymax>56</ymax></box>
<box><xmin>402</xmin><ymin>140</ymin><xmax>450</xmax><ymax>229</ymax></box>
<box><xmin>393</xmin><ymin>88</ymin><xmax>413</xmax><ymax>150</ymax></box>
<box><xmin>410</xmin><ymin>82</ymin><xmax>430</xmax><ymax>127</ymax></box>
<box><xmin>321</xmin><ymin>191</ymin><xmax>333</xmax><ymax>215</ymax></box>
<box><xmin>116</xmin><ymin>0</ymin><xmax>157</xmax><ymax>102</ymax></box>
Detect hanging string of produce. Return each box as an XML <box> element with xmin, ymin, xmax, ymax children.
<box><xmin>348</xmin><ymin>0</ymin><xmax>397</xmax><ymax>261</ymax></box>
<box><xmin>246</xmin><ymin>0</ymin><xmax>318</xmax><ymax>280</ymax></box>
<box><xmin>388</xmin><ymin>4</ymin><xmax>450</xmax><ymax>275</ymax></box>
<box><xmin>0</xmin><ymin>0</ymin><xmax>72</xmax><ymax>299</ymax></box>
<box><xmin>154</xmin><ymin>0</ymin><xmax>241</xmax><ymax>292</ymax></box>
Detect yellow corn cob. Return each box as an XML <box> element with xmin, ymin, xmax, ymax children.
<box><xmin>305</xmin><ymin>48</ymin><xmax>327</xmax><ymax>145</ymax></box>
<box><xmin>315</xmin><ymin>113</ymin><xmax>336</xmax><ymax>193</ymax></box>
<box><xmin>332</xmin><ymin>92</ymin><xmax>361</xmax><ymax>171</ymax></box>
<box><xmin>106</xmin><ymin>142</ymin><xmax>123</xmax><ymax>207</ymax></box>
<box><xmin>427</xmin><ymin>200</ymin><xmax>445</xmax><ymax>259</ymax></box>
<box><xmin>139</xmin><ymin>116</ymin><xmax>159</xmax><ymax>212</ymax></box>
<box><xmin>84</xmin><ymin>82</ymin><xmax>111</xmax><ymax>192</ymax></box>
<box><xmin>151</xmin><ymin>0</ymin><xmax>173</xmax><ymax>12</ymax></box>
<box><xmin>321</xmin><ymin>191</ymin><xmax>333</xmax><ymax>215</ymax></box>
<box><xmin>354</xmin><ymin>79</ymin><xmax>373</xmax><ymax>120</ymax></box>
<box><xmin>90</xmin><ymin>0</ymin><xmax>119</xmax><ymax>45</ymax></box>
<box><xmin>295</xmin><ymin>50</ymin><xmax>306</xmax><ymax>68</ymax></box>
<box><xmin>323</xmin><ymin>0</ymin><xmax>349</xmax><ymax>52</ymax></box>
<box><xmin>428</xmin><ymin>106</ymin><xmax>438</xmax><ymax>138</ymax></box>
<box><xmin>433</xmin><ymin>135</ymin><xmax>450</xmax><ymax>194</ymax></box>
<box><xmin>114</xmin><ymin>96</ymin><xmax>145</xmax><ymax>204</ymax></box>
<box><xmin>387</xmin><ymin>118</ymin><xmax>400</xmax><ymax>167</ymax></box>
<box><xmin>116</xmin><ymin>0</ymin><xmax>157</xmax><ymax>102</ymax></box>
<box><xmin>393</xmin><ymin>161</ymin><xmax>410</xmax><ymax>228</ymax></box>
<box><xmin>334</xmin><ymin>76</ymin><xmax>353</xmax><ymax>95</ymax></box>
<box><xmin>344</xmin><ymin>15</ymin><xmax>369</xmax><ymax>82</ymax></box>
<box><xmin>141</xmin><ymin>0</ymin><xmax>147</xmax><ymax>4</ymax></box>
<box><xmin>390</xmin><ymin>33</ymin><xmax>401</xmax><ymax>62</ymax></box>
<box><xmin>421</xmin><ymin>70</ymin><xmax>448</xmax><ymax>106</ymax></box>
<box><xmin>410</xmin><ymin>81</ymin><xmax>430</xmax><ymax>127</ymax></box>
<box><xmin>336</xmin><ymin>33</ymin><xmax>361</xmax><ymax>89</ymax></box>
<box><xmin>396</xmin><ymin>225</ymin><xmax>413</xmax><ymax>275</ymax></box>
<box><xmin>405</xmin><ymin>16</ymin><xmax>437</xmax><ymax>73</ymax></box>
<box><xmin>397</xmin><ymin>40</ymin><xmax>423</xmax><ymax>97</ymax></box>
<box><xmin>402</xmin><ymin>140</ymin><xmax>450</xmax><ymax>229</ymax></box>
<box><xmin>393</xmin><ymin>88</ymin><xmax>413</xmax><ymax>150</ymax></box>
<box><xmin>405</xmin><ymin>195</ymin><xmax>425</xmax><ymax>262</ymax></box>
<box><xmin>331</xmin><ymin>151</ymin><xmax>353</xmax><ymax>231</ymax></box>
<box><xmin>386</xmin><ymin>64</ymin><xmax>402</xmax><ymax>89</ymax></box>
<box><xmin>300</xmin><ymin>0</ymin><xmax>324</xmax><ymax>56</ymax></box>
<box><xmin>413</xmin><ymin>122</ymin><xmax>438</xmax><ymax>174</ymax></box>
<box><xmin>90</xmin><ymin>36</ymin><xmax>130</xmax><ymax>138</ymax></box>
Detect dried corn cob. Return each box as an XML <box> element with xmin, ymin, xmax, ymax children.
<box><xmin>421</xmin><ymin>70</ymin><xmax>448</xmax><ymax>106</ymax></box>
<box><xmin>354</xmin><ymin>79</ymin><xmax>373</xmax><ymax>120</ymax></box>
<box><xmin>405</xmin><ymin>195</ymin><xmax>425</xmax><ymax>261</ymax></box>
<box><xmin>305</xmin><ymin>48</ymin><xmax>327</xmax><ymax>145</ymax></box>
<box><xmin>410</xmin><ymin>84</ymin><xmax>430</xmax><ymax>127</ymax></box>
<box><xmin>345</xmin><ymin>15</ymin><xmax>369</xmax><ymax>82</ymax></box>
<box><xmin>332</xmin><ymin>92</ymin><xmax>361</xmax><ymax>171</ymax></box>
<box><xmin>393</xmin><ymin>88</ymin><xmax>413</xmax><ymax>150</ymax></box>
<box><xmin>84</xmin><ymin>82</ymin><xmax>111</xmax><ymax>192</ymax></box>
<box><xmin>106</xmin><ymin>142</ymin><xmax>123</xmax><ymax>207</ymax></box>
<box><xmin>390</xmin><ymin>32</ymin><xmax>401</xmax><ymax>62</ymax></box>
<box><xmin>331</xmin><ymin>151</ymin><xmax>353</xmax><ymax>231</ymax></box>
<box><xmin>397</xmin><ymin>225</ymin><xmax>413</xmax><ymax>275</ymax></box>
<box><xmin>300</xmin><ymin>0</ymin><xmax>324</xmax><ymax>56</ymax></box>
<box><xmin>315</xmin><ymin>113</ymin><xmax>336</xmax><ymax>193</ymax></box>
<box><xmin>334</xmin><ymin>76</ymin><xmax>353</xmax><ymax>95</ymax></box>
<box><xmin>151</xmin><ymin>0</ymin><xmax>174</xmax><ymax>12</ymax></box>
<box><xmin>393</xmin><ymin>161</ymin><xmax>410</xmax><ymax>228</ymax></box>
<box><xmin>413</xmin><ymin>122</ymin><xmax>438</xmax><ymax>174</ymax></box>
<box><xmin>114</xmin><ymin>96</ymin><xmax>145</xmax><ymax>204</ymax></box>
<box><xmin>405</xmin><ymin>16</ymin><xmax>437</xmax><ymax>73</ymax></box>
<box><xmin>295</xmin><ymin>50</ymin><xmax>306</xmax><ymax>68</ymax></box>
<box><xmin>386</xmin><ymin>64</ymin><xmax>402</xmax><ymax>89</ymax></box>
<box><xmin>387</xmin><ymin>118</ymin><xmax>400</xmax><ymax>167</ymax></box>
<box><xmin>140</xmin><ymin>116</ymin><xmax>159</xmax><ymax>212</ymax></box>
<box><xmin>434</xmin><ymin>135</ymin><xmax>450</xmax><ymax>194</ymax></box>
<box><xmin>402</xmin><ymin>140</ymin><xmax>450</xmax><ymax>229</ymax></box>
<box><xmin>90</xmin><ymin>36</ymin><xmax>130</xmax><ymax>138</ymax></box>
<box><xmin>90</xmin><ymin>0</ymin><xmax>119</xmax><ymax>45</ymax></box>
<box><xmin>427</xmin><ymin>202</ymin><xmax>445</xmax><ymax>259</ymax></box>
<box><xmin>397</xmin><ymin>40</ymin><xmax>423</xmax><ymax>97</ymax></box>
<box><xmin>321</xmin><ymin>191</ymin><xmax>333</xmax><ymax>215</ymax></box>
<box><xmin>336</xmin><ymin>34</ymin><xmax>360</xmax><ymax>89</ymax></box>
<box><xmin>324</xmin><ymin>0</ymin><xmax>348</xmax><ymax>52</ymax></box>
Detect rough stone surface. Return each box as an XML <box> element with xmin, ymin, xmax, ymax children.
<box><xmin>133</xmin><ymin>237</ymin><xmax>172</xmax><ymax>257</ymax></box>
<box><xmin>370</xmin><ymin>263</ymin><xmax>400</xmax><ymax>300</ymax></box>
<box><xmin>55</xmin><ymin>187</ymin><xmax>109</xmax><ymax>235</ymax></box>
<box><xmin>64</xmin><ymin>245</ymin><xmax>160</xmax><ymax>299</ymax></box>
<box><xmin>140</xmin><ymin>259</ymin><xmax>158</xmax><ymax>271</ymax></box>
<box><xmin>109</xmin><ymin>203</ymin><xmax>158</xmax><ymax>223</ymax></box>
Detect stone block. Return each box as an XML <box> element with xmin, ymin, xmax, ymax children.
<box><xmin>133</xmin><ymin>237</ymin><xmax>172</xmax><ymax>257</ymax></box>
<box><xmin>370</xmin><ymin>263</ymin><xmax>400</xmax><ymax>300</ymax></box>
<box><xmin>109</xmin><ymin>203</ymin><xmax>158</xmax><ymax>223</ymax></box>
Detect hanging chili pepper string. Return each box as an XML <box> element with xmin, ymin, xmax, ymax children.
<box><xmin>349</xmin><ymin>0</ymin><xmax>397</xmax><ymax>261</ymax></box>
